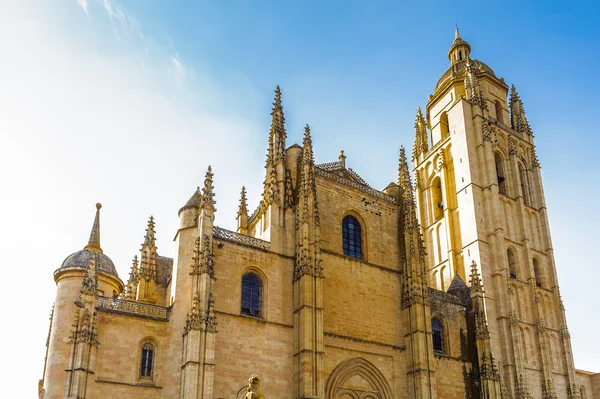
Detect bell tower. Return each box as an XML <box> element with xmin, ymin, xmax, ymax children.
<box><xmin>413</xmin><ymin>29</ymin><xmax>581</xmax><ymax>398</ymax></box>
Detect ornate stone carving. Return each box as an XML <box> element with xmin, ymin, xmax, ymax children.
<box><xmin>244</xmin><ymin>374</ymin><xmax>263</xmax><ymax>399</ymax></box>
<box><xmin>509</xmin><ymin>311</ymin><xmax>518</xmax><ymax>325</ymax></box>
<box><xmin>536</xmin><ymin>319</ymin><xmax>547</xmax><ymax>334</ymax></box>
<box><xmin>69</xmin><ymin>309</ymin><xmax>99</xmax><ymax>347</ymax></box>
<box><xmin>97</xmin><ymin>296</ymin><xmax>168</xmax><ymax>320</ymax></box>
<box><xmin>184</xmin><ymin>292</ymin><xmax>204</xmax><ymax>334</ymax></box>
<box><xmin>542</xmin><ymin>379</ymin><xmax>558</xmax><ymax>399</ymax></box>
<box><xmin>190</xmin><ymin>235</ymin><xmax>216</xmax><ymax>279</ymax></box>
<box><xmin>413</xmin><ymin>106</ymin><xmax>429</xmax><ymax>158</ymax></box>
<box><xmin>436</xmin><ymin>150</ymin><xmax>446</xmax><ymax>171</ymax></box>
<box><xmin>284</xmin><ymin>169</ymin><xmax>294</xmax><ymax>208</ymax></box>
<box><xmin>205</xmin><ymin>292</ymin><xmax>218</xmax><ymax>333</ymax></box>
<box><xmin>514</xmin><ymin>373</ymin><xmax>532</xmax><ymax>399</ymax></box>
<box><xmin>315</xmin><ymin>168</ymin><xmax>395</xmax><ymax>203</ymax></box>
<box><xmin>510</xmin><ymin>85</ymin><xmax>533</xmax><ymax>136</ymax></box>
<box><xmin>201</xmin><ymin>166</ymin><xmax>217</xmax><ymax>212</ymax></box>
<box><xmin>567</xmin><ymin>383</ymin><xmax>582</xmax><ymax>399</ymax></box>
<box><xmin>508</xmin><ymin>135</ymin><xmax>518</xmax><ymax>156</ymax></box>
<box><xmin>531</xmin><ymin>147</ymin><xmax>541</xmax><ymax>169</ymax></box>
<box><xmin>561</xmin><ymin>326</ymin><xmax>571</xmax><ymax>338</ymax></box>
<box><xmin>80</xmin><ymin>254</ymin><xmax>98</xmax><ymax>296</ymax></box>
<box><xmin>464</xmin><ymin>57</ymin><xmax>488</xmax><ymax>110</ymax></box>
<box><xmin>482</xmin><ymin>119</ymin><xmax>492</xmax><ymax>142</ymax></box>
<box><xmin>212</xmin><ymin>226</ymin><xmax>270</xmax><ymax>250</ymax></box>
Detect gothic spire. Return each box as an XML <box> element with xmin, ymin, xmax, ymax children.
<box><xmin>267</xmin><ymin>85</ymin><xmax>287</xmax><ymax>165</ymax></box>
<box><xmin>464</xmin><ymin>57</ymin><xmax>487</xmax><ymax>109</ymax></box>
<box><xmin>413</xmin><ymin>106</ymin><xmax>429</xmax><ymax>159</ymax></box>
<box><xmin>510</xmin><ymin>85</ymin><xmax>533</xmax><ymax>135</ymax></box>
<box><xmin>294</xmin><ymin>123</ymin><xmax>322</xmax><ymax>281</ymax></box>
<box><xmin>398</xmin><ymin>146</ymin><xmax>428</xmax><ymax>309</ymax></box>
<box><xmin>398</xmin><ymin>146</ymin><xmax>412</xmax><ymax>196</ymax></box>
<box><xmin>201</xmin><ymin>166</ymin><xmax>216</xmax><ymax>212</ymax></box>
<box><xmin>129</xmin><ymin>255</ymin><xmax>139</xmax><ymax>282</ymax></box>
<box><xmin>237</xmin><ymin>186</ymin><xmax>248</xmax><ymax>216</ymax></box>
<box><xmin>469</xmin><ymin>260</ymin><xmax>484</xmax><ymax>293</ymax></box>
<box><xmin>83</xmin><ymin>203</ymin><xmax>103</xmax><ymax>253</ymax></box>
<box><xmin>143</xmin><ymin>216</ymin><xmax>156</xmax><ymax>248</ymax></box>
<box><xmin>302</xmin><ymin>124</ymin><xmax>314</xmax><ymax>167</ymax></box>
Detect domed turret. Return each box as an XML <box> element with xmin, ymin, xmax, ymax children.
<box><xmin>448</xmin><ymin>27</ymin><xmax>471</xmax><ymax>64</ymax></box>
<box><xmin>54</xmin><ymin>203</ymin><xmax>120</xmax><ymax>280</ymax></box>
<box><xmin>42</xmin><ymin>203</ymin><xmax>123</xmax><ymax>398</ymax></box>
<box><xmin>434</xmin><ymin>28</ymin><xmax>498</xmax><ymax>95</ymax></box>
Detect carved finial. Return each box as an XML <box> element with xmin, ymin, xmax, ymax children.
<box><xmin>201</xmin><ymin>166</ymin><xmax>216</xmax><ymax>212</ymax></box>
<box><xmin>510</xmin><ymin>85</ymin><xmax>533</xmax><ymax>135</ymax></box>
<box><xmin>301</xmin><ymin>124</ymin><xmax>315</xmax><ymax>168</ymax></box>
<box><xmin>238</xmin><ymin>186</ymin><xmax>248</xmax><ymax>216</ymax></box>
<box><xmin>123</xmin><ymin>255</ymin><xmax>139</xmax><ymax>300</ymax></box>
<box><xmin>338</xmin><ymin>150</ymin><xmax>346</xmax><ymax>168</ymax></box>
<box><xmin>413</xmin><ymin>106</ymin><xmax>429</xmax><ymax>159</ymax></box>
<box><xmin>267</xmin><ymin>85</ymin><xmax>287</xmax><ymax>164</ymax></box>
<box><xmin>83</xmin><ymin>203</ymin><xmax>103</xmax><ymax>253</ymax></box>
<box><xmin>80</xmin><ymin>252</ymin><xmax>98</xmax><ymax>296</ymax></box>
<box><xmin>398</xmin><ymin>146</ymin><xmax>411</xmax><ymax>192</ymax></box>
<box><xmin>531</xmin><ymin>147</ymin><xmax>541</xmax><ymax>168</ymax></box>
<box><xmin>143</xmin><ymin>216</ymin><xmax>156</xmax><ymax>247</ymax></box>
<box><xmin>469</xmin><ymin>260</ymin><xmax>484</xmax><ymax>293</ymax></box>
<box><xmin>129</xmin><ymin>255</ymin><xmax>139</xmax><ymax>280</ymax></box>
<box><xmin>455</xmin><ymin>25</ymin><xmax>460</xmax><ymax>40</ymax></box>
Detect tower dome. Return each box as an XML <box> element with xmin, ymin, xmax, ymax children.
<box><xmin>54</xmin><ymin>203</ymin><xmax>119</xmax><ymax>280</ymax></box>
<box><xmin>434</xmin><ymin>28</ymin><xmax>497</xmax><ymax>95</ymax></box>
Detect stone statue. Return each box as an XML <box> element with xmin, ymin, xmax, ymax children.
<box><xmin>245</xmin><ymin>374</ymin><xmax>263</xmax><ymax>399</ymax></box>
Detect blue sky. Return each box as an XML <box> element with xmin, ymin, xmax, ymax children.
<box><xmin>1</xmin><ymin>0</ymin><xmax>598</xmax><ymax>394</ymax></box>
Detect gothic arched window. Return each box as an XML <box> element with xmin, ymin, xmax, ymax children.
<box><xmin>533</xmin><ymin>258</ymin><xmax>542</xmax><ymax>287</ymax></box>
<box><xmin>495</xmin><ymin>152</ymin><xmax>507</xmax><ymax>195</ymax></box>
<box><xmin>342</xmin><ymin>215</ymin><xmax>362</xmax><ymax>259</ymax></box>
<box><xmin>440</xmin><ymin>112</ymin><xmax>450</xmax><ymax>138</ymax></box>
<box><xmin>140</xmin><ymin>343</ymin><xmax>154</xmax><ymax>378</ymax></box>
<box><xmin>432</xmin><ymin>317</ymin><xmax>444</xmax><ymax>354</ymax></box>
<box><xmin>508</xmin><ymin>249</ymin><xmax>517</xmax><ymax>279</ymax></box>
<box><xmin>241</xmin><ymin>272</ymin><xmax>263</xmax><ymax>317</ymax></box>
<box><xmin>518</xmin><ymin>162</ymin><xmax>533</xmax><ymax>207</ymax></box>
<box><xmin>495</xmin><ymin>100</ymin><xmax>504</xmax><ymax>124</ymax></box>
<box><xmin>432</xmin><ymin>177</ymin><xmax>444</xmax><ymax>220</ymax></box>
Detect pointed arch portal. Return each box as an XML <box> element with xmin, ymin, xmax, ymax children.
<box><xmin>326</xmin><ymin>358</ymin><xmax>393</xmax><ymax>399</ymax></box>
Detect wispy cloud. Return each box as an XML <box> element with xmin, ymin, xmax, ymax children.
<box><xmin>74</xmin><ymin>0</ymin><xmax>192</xmax><ymax>83</ymax></box>
<box><xmin>75</xmin><ymin>0</ymin><xmax>88</xmax><ymax>14</ymax></box>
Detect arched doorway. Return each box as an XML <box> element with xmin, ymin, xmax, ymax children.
<box><xmin>325</xmin><ymin>358</ymin><xmax>393</xmax><ymax>399</ymax></box>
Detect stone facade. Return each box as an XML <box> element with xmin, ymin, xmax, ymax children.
<box><xmin>39</xmin><ymin>30</ymin><xmax>598</xmax><ymax>399</ymax></box>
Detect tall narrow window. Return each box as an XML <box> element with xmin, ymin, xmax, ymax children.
<box><xmin>342</xmin><ymin>215</ymin><xmax>362</xmax><ymax>259</ymax></box>
<box><xmin>508</xmin><ymin>249</ymin><xmax>517</xmax><ymax>279</ymax></box>
<box><xmin>519</xmin><ymin>163</ymin><xmax>533</xmax><ymax>206</ymax></box>
<box><xmin>495</xmin><ymin>100</ymin><xmax>504</xmax><ymax>124</ymax></box>
<box><xmin>432</xmin><ymin>317</ymin><xmax>444</xmax><ymax>354</ymax></box>
<box><xmin>440</xmin><ymin>112</ymin><xmax>450</xmax><ymax>138</ymax></box>
<box><xmin>495</xmin><ymin>152</ymin><xmax>507</xmax><ymax>195</ymax></box>
<box><xmin>533</xmin><ymin>258</ymin><xmax>542</xmax><ymax>287</ymax></box>
<box><xmin>241</xmin><ymin>272</ymin><xmax>263</xmax><ymax>317</ymax></box>
<box><xmin>432</xmin><ymin>177</ymin><xmax>444</xmax><ymax>220</ymax></box>
<box><xmin>140</xmin><ymin>343</ymin><xmax>154</xmax><ymax>378</ymax></box>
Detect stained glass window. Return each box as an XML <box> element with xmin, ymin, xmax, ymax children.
<box><xmin>342</xmin><ymin>215</ymin><xmax>362</xmax><ymax>259</ymax></box>
<box><xmin>432</xmin><ymin>318</ymin><xmax>444</xmax><ymax>353</ymax></box>
<box><xmin>140</xmin><ymin>343</ymin><xmax>154</xmax><ymax>378</ymax></box>
<box><xmin>241</xmin><ymin>272</ymin><xmax>262</xmax><ymax>317</ymax></box>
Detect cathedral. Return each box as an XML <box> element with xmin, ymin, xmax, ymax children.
<box><xmin>39</xmin><ymin>30</ymin><xmax>599</xmax><ymax>399</ymax></box>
